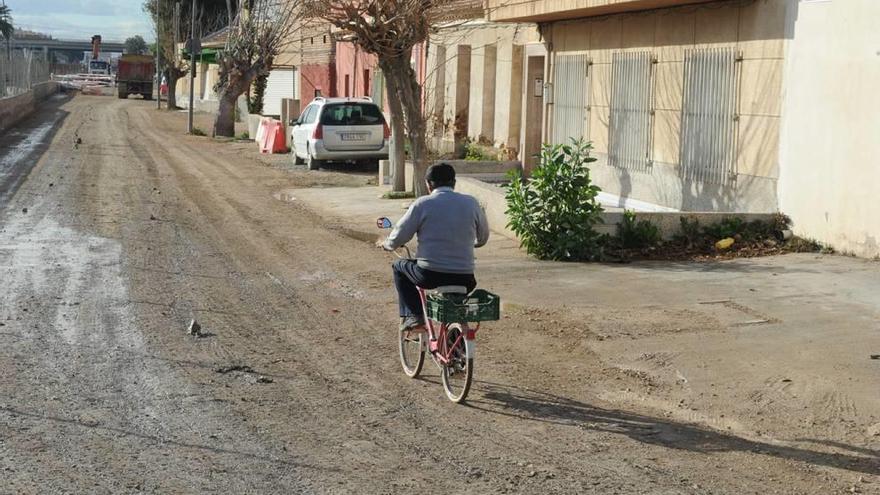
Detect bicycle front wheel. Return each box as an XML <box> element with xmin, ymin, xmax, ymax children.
<box><xmin>399</xmin><ymin>328</ymin><xmax>425</xmax><ymax>378</ymax></box>
<box><xmin>441</xmin><ymin>323</ymin><xmax>473</xmax><ymax>403</ymax></box>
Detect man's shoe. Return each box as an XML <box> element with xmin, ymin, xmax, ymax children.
<box><xmin>400</xmin><ymin>315</ymin><xmax>425</xmax><ymax>332</ymax></box>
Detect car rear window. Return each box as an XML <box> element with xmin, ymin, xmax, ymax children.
<box><xmin>319</xmin><ymin>103</ymin><xmax>385</xmax><ymax>126</ymax></box>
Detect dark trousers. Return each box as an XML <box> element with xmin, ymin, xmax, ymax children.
<box><xmin>393</xmin><ymin>259</ymin><xmax>476</xmax><ymax>317</ymax></box>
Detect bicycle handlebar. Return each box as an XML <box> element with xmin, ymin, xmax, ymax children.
<box><xmin>392</xmin><ymin>245</ymin><xmax>413</xmax><ymax>260</ymax></box>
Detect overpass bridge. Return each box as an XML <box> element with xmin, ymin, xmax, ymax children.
<box><xmin>10</xmin><ymin>38</ymin><xmax>127</xmax><ymax>64</ymax></box>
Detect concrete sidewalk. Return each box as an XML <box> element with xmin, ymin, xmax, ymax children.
<box><xmin>283</xmin><ymin>184</ymin><xmax>880</xmax><ymax>448</ymax></box>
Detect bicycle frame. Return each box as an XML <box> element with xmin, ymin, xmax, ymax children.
<box><xmin>416</xmin><ymin>287</ymin><xmax>478</xmax><ymax>364</ymax></box>
<box><xmin>376</xmin><ymin>221</ymin><xmax>479</xmax><ymax>369</ymax></box>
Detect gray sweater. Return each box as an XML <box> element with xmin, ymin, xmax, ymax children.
<box><xmin>384</xmin><ymin>187</ymin><xmax>490</xmax><ymax>274</ymax></box>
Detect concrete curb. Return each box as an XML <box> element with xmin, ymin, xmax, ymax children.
<box><xmin>0</xmin><ymin>82</ymin><xmax>61</xmax><ymax>134</ymax></box>
<box><xmin>456</xmin><ymin>177</ymin><xmax>779</xmax><ymax>241</ymax></box>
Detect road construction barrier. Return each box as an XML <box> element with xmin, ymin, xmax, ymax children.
<box><xmin>254</xmin><ymin>117</ymin><xmax>271</xmax><ymax>144</ymax></box>
<box><xmin>258</xmin><ymin>119</ymin><xmax>287</xmax><ymax>154</ymax></box>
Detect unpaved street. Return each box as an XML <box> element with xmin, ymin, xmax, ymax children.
<box><xmin>0</xmin><ymin>95</ymin><xmax>877</xmax><ymax>494</ymax></box>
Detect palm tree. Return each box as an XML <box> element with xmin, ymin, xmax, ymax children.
<box><xmin>0</xmin><ymin>4</ymin><xmax>13</xmax><ymax>61</ymax></box>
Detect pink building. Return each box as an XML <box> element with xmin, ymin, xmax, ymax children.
<box><xmin>294</xmin><ymin>32</ymin><xmax>428</xmax><ymax>117</ymax></box>
<box><xmin>334</xmin><ymin>41</ymin><xmax>378</xmax><ymax>99</ymax></box>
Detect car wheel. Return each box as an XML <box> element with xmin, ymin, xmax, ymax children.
<box><xmin>307</xmin><ymin>150</ymin><xmax>323</xmax><ymax>171</ymax></box>
<box><xmin>293</xmin><ymin>146</ymin><xmax>305</xmax><ymax>165</ymax></box>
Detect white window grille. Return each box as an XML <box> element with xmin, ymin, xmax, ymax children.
<box><xmin>608</xmin><ymin>51</ymin><xmax>653</xmax><ymax>172</ymax></box>
<box><xmin>551</xmin><ymin>53</ymin><xmax>589</xmax><ymax>145</ymax></box>
<box><xmin>680</xmin><ymin>48</ymin><xmax>738</xmax><ymax>185</ymax></box>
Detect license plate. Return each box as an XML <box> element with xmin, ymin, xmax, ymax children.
<box><xmin>340</xmin><ymin>132</ymin><xmax>367</xmax><ymax>141</ymax></box>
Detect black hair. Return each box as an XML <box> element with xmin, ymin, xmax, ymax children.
<box><xmin>425</xmin><ymin>162</ymin><xmax>456</xmax><ymax>189</ymax></box>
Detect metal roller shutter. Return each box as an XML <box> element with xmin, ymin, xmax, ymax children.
<box><xmin>263</xmin><ymin>68</ymin><xmax>297</xmax><ymax>116</ymax></box>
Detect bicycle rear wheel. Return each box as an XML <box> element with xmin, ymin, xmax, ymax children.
<box><xmin>441</xmin><ymin>324</ymin><xmax>473</xmax><ymax>403</ymax></box>
<box><xmin>399</xmin><ymin>328</ymin><xmax>425</xmax><ymax>378</ymax></box>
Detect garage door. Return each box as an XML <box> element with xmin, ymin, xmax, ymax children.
<box><xmin>263</xmin><ymin>68</ymin><xmax>297</xmax><ymax>116</ymax></box>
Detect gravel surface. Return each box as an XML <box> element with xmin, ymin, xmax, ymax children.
<box><xmin>0</xmin><ymin>95</ymin><xmax>875</xmax><ymax>494</ymax></box>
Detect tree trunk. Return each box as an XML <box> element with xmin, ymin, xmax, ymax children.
<box><xmin>165</xmin><ymin>68</ymin><xmax>183</xmax><ymax>109</ymax></box>
<box><xmin>380</xmin><ymin>60</ymin><xmax>406</xmax><ymax>192</ymax></box>
<box><xmin>383</xmin><ymin>50</ymin><xmax>429</xmax><ymax>197</ymax></box>
<box><xmin>214</xmin><ymin>64</ymin><xmax>260</xmax><ymax>137</ymax></box>
<box><xmin>214</xmin><ymin>92</ymin><xmax>237</xmax><ymax>137</ymax></box>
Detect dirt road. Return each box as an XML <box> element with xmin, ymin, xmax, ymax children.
<box><xmin>0</xmin><ymin>95</ymin><xmax>875</xmax><ymax>494</ymax></box>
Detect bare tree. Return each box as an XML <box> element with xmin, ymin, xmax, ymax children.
<box><xmin>212</xmin><ymin>1</ymin><xmax>301</xmax><ymax>137</ymax></box>
<box><xmin>144</xmin><ymin>0</ymin><xmax>230</xmax><ymax>110</ymax></box>
<box><xmin>306</xmin><ymin>0</ymin><xmax>482</xmax><ymax>195</ymax></box>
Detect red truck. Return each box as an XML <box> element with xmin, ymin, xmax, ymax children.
<box><xmin>116</xmin><ymin>54</ymin><xmax>155</xmax><ymax>100</ymax></box>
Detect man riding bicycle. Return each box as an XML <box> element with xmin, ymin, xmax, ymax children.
<box><xmin>379</xmin><ymin>163</ymin><xmax>490</xmax><ymax>331</ymax></box>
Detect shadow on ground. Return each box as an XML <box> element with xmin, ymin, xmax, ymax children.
<box><xmin>456</xmin><ymin>380</ymin><xmax>880</xmax><ymax>475</ymax></box>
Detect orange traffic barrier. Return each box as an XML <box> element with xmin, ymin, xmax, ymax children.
<box><xmin>259</xmin><ymin>119</ymin><xmax>287</xmax><ymax>154</ymax></box>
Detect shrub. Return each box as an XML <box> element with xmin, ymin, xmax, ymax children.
<box><xmin>191</xmin><ymin>127</ymin><xmax>207</xmax><ymax>137</ymax></box>
<box><xmin>247</xmin><ymin>72</ymin><xmax>268</xmax><ymax>115</ymax></box>
<box><xmin>504</xmin><ymin>140</ymin><xmax>605</xmax><ymax>261</ymax></box>
<box><xmin>701</xmin><ymin>214</ymin><xmax>791</xmax><ymax>242</ymax></box>
<box><xmin>617</xmin><ymin>210</ymin><xmax>661</xmax><ymax>249</ymax></box>
<box><xmin>702</xmin><ymin>216</ymin><xmax>744</xmax><ymax>240</ymax></box>
<box><xmin>462</xmin><ymin>138</ymin><xmax>503</xmax><ymax>162</ymax></box>
<box><xmin>675</xmin><ymin>216</ymin><xmax>703</xmax><ymax>248</ymax></box>
<box><xmin>381</xmin><ymin>191</ymin><xmax>415</xmax><ymax>200</ymax></box>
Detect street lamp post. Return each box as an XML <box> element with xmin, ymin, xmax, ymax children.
<box><xmin>187</xmin><ymin>0</ymin><xmax>196</xmax><ymax>134</ymax></box>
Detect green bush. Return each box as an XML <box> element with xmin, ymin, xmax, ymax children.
<box><xmin>191</xmin><ymin>127</ymin><xmax>207</xmax><ymax>137</ymax></box>
<box><xmin>464</xmin><ymin>139</ymin><xmax>503</xmax><ymax>162</ymax></box>
<box><xmin>701</xmin><ymin>214</ymin><xmax>790</xmax><ymax>242</ymax></box>
<box><xmin>464</xmin><ymin>140</ymin><xmax>496</xmax><ymax>161</ymax></box>
<box><xmin>701</xmin><ymin>216</ymin><xmax>744</xmax><ymax>240</ymax></box>
<box><xmin>381</xmin><ymin>191</ymin><xmax>415</xmax><ymax>200</ymax></box>
<box><xmin>248</xmin><ymin>72</ymin><xmax>268</xmax><ymax>115</ymax></box>
<box><xmin>617</xmin><ymin>210</ymin><xmax>661</xmax><ymax>249</ymax></box>
<box><xmin>504</xmin><ymin>140</ymin><xmax>605</xmax><ymax>261</ymax></box>
<box><xmin>675</xmin><ymin>216</ymin><xmax>703</xmax><ymax>247</ymax></box>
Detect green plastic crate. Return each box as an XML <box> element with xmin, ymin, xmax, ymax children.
<box><xmin>426</xmin><ymin>289</ymin><xmax>500</xmax><ymax>323</ymax></box>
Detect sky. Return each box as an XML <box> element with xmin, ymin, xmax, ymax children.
<box><xmin>5</xmin><ymin>0</ymin><xmax>154</xmax><ymax>43</ymax></box>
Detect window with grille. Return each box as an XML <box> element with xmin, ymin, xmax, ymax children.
<box><xmin>551</xmin><ymin>53</ymin><xmax>589</xmax><ymax>145</ymax></box>
<box><xmin>679</xmin><ymin>48</ymin><xmax>737</xmax><ymax>184</ymax></box>
<box><xmin>609</xmin><ymin>51</ymin><xmax>653</xmax><ymax>172</ymax></box>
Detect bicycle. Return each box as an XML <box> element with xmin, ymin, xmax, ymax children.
<box><xmin>377</xmin><ymin>217</ymin><xmax>500</xmax><ymax>403</ymax></box>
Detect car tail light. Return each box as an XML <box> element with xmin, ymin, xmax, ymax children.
<box><xmin>312</xmin><ymin>123</ymin><xmax>323</xmax><ymax>139</ymax></box>
<box><xmin>383</xmin><ymin>122</ymin><xmax>390</xmax><ymax>139</ymax></box>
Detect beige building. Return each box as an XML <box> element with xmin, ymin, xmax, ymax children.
<box><xmin>425</xmin><ymin>22</ymin><xmax>541</xmax><ymax>156</ymax></box>
<box><xmin>485</xmin><ymin>0</ymin><xmax>879</xmax><ymax>257</ymax></box>
<box><xmin>777</xmin><ymin>0</ymin><xmax>880</xmax><ymax>258</ymax></box>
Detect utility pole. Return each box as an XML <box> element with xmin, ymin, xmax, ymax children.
<box><xmin>187</xmin><ymin>0</ymin><xmax>196</xmax><ymax>134</ymax></box>
<box><xmin>155</xmin><ymin>0</ymin><xmax>161</xmax><ymax>109</ymax></box>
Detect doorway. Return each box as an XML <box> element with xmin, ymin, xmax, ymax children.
<box><xmin>521</xmin><ymin>47</ymin><xmax>546</xmax><ymax>174</ymax></box>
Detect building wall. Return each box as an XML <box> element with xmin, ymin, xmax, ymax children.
<box><xmin>299</xmin><ymin>63</ymin><xmax>335</xmax><ymax>104</ymax></box>
<box><xmin>489</xmin><ymin>0</ymin><xmax>712</xmax><ymax>22</ymax></box>
<box><xmin>335</xmin><ymin>42</ymin><xmax>379</xmax><ymax>98</ymax></box>
<box><xmin>545</xmin><ymin>0</ymin><xmax>788</xmax><ymax>212</ymax></box>
<box><xmin>778</xmin><ymin>0</ymin><xmax>880</xmax><ymax>258</ymax></box>
<box><xmin>287</xmin><ymin>20</ymin><xmax>336</xmax><ymax>106</ymax></box>
<box><xmin>426</xmin><ymin>22</ymin><xmax>540</xmax><ymax>154</ymax></box>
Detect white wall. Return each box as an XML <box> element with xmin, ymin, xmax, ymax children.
<box><xmin>779</xmin><ymin>0</ymin><xmax>880</xmax><ymax>257</ymax></box>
